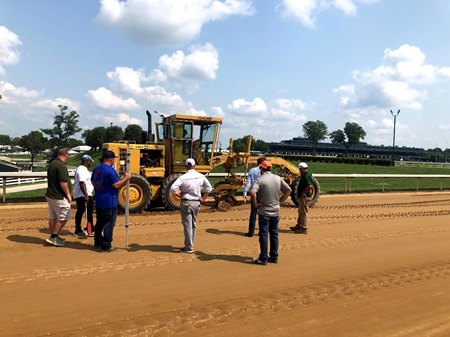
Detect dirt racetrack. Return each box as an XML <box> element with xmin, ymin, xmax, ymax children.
<box><xmin>2</xmin><ymin>192</ymin><xmax>450</xmax><ymax>337</ymax></box>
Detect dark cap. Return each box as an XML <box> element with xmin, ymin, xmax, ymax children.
<box><xmin>103</xmin><ymin>150</ymin><xmax>117</xmax><ymax>159</ymax></box>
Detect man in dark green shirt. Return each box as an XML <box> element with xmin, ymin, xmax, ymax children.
<box><xmin>45</xmin><ymin>148</ymin><xmax>72</xmax><ymax>247</ymax></box>
<box><xmin>291</xmin><ymin>162</ymin><xmax>313</xmax><ymax>234</ymax></box>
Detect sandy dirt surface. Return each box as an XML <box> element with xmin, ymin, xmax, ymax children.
<box><xmin>2</xmin><ymin>192</ymin><xmax>450</xmax><ymax>337</ymax></box>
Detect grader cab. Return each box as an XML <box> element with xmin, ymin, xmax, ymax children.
<box><xmin>102</xmin><ymin>111</ymin><xmax>319</xmax><ymax>212</ymax></box>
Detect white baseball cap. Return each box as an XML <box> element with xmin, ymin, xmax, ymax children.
<box><xmin>298</xmin><ymin>162</ymin><xmax>308</xmax><ymax>169</ymax></box>
<box><xmin>185</xmin><ymin>158</ymin><xmax>196</xmax><ymax>166</ymax></box>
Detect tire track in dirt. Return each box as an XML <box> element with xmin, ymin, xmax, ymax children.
<box><xmin>3</xmin><ymin>225</ymin><xmax>449</xmax><ymax>284</ymax></box>
<box><xmin>80</xmin><ymin>260</ymin><xmax>450</xmax><ymax>337</ymax></box>
<box><xmin>3</xmin><ymin>208</ymin><xmax>450</xmax><ymax>233</ymax></box>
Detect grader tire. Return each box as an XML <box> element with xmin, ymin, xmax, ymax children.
<box><xmin>290</xmin><ymin>176</ymin><xmax>320</xmax><ymax>207</ymax></box>
<box><xmin>161</xmin><ymin>174</ymin><xmax>182</xmax><ymax>211</ymax></box>
<box><xmin>117</xmin><ymin>174</ymin><xmax>151</xmax><ymax>213</ymax></box>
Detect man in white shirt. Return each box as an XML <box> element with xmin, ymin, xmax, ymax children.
<box><xmin>170</xmin><ymin>158</ymin><xmax>212</xmax><ymax>253</ymax></box>
<box><xmin>73</xmin><ymin>154</ymin><xmax>94</xmax><ymax>238</ymax></box>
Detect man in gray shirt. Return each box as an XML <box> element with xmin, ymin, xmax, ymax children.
<box><xmin>250</xmin><ymin>160</ymin><xmax>292</xmax><ymax>265</ymax></box>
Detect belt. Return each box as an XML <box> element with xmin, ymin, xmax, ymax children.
<box><xmin>181</xmin><ymin>199</ymin><xmax>201</xmax><ymax>202</ymax></box>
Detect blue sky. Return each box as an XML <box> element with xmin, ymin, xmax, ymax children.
<box><xmin>1</xmin><ymin>0</ymin><xmax>450</xmax><ymax>150</ymax></box>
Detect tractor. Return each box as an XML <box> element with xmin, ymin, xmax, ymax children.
<box><xmin>102</xmin><ymin>111</ymin><xmax>319</xmax><ymax>212</ymax></box>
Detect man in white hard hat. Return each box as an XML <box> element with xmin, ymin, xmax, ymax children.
<box><xmin>170</xmin><ymin>158</ymin><xmax>212</xmax><ymax>254</ymax></box>
<box><xmin>290</xmin><ymin>162</ymin><xmax>313</xmax><ymax>234</ymax></box>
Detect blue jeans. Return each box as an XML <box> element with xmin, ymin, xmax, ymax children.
<box><xmin>95</xmin><ymin>207</ymin><xmax>117</xmax><ymax>249</ymax></box>
<box><xmin>248</xmin><ymin>202</ymin><xmax>258</xmax><ymax>234</ymax></box>
<box><xmin>258</xmin><ymin>214</ymin><xmax>279</xmax><ymax>262</ymax></box>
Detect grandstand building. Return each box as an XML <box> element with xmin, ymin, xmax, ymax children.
<box><xmin>268</xmin><ymin>137</ymin><xmax>427</xmax><ymax>161</ymax></box>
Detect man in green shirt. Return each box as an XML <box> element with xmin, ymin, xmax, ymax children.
<box><xmin>290</xmin><ymin>162</ymin><xmax>313</xmax><ymax>234</ymax></box>
<box><xmin>45</xmin><ymin>148</ymin><xmax>72</xmax><ymax>247</ymax></box>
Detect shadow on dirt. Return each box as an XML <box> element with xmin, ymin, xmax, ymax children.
<box><xmin>7</xmin><ymin>234</ymin><xmax>94</xmax><ymax>250</ymax></box>
<box><xmin>127</xmin><ymin>243</ymin><xmax>180</xmax><ymax>253</ymax></box>
<box><xmin>195</xmin><ymin>251</ymin><xmax>253</xmax><ymax>264</ymax></box>
<box><xmin>205</xmin><ymin>228</ymin><xmax>247</xmax><ymax>237</ymax></box>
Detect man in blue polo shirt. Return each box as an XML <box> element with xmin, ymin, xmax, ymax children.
<box><xmin>242</xmin><ymin>156</ymin><xmax>266</xmax><ymax>237</ymax></box>
<box><xmin>91</xmin><ymin>150</ymin><xmax>131</xmax><ymax>252</ymax></box>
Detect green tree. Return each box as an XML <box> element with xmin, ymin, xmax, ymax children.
<box><xmin>329</xmin><ymin>122</ymin><xmax>366</xmax><ymax>156</ymax></box>
<box><xmin>124</xmin><ymin>124</ymin><xmax>143</xmax><ymax>143</ymax></box>
<box><xmin>83</xmin><ymin>127</ymin><xmax>106</xmax><ymax>150</ymax></box>
<box><xmin>0</xmin><ymin>134</ymin><xmax>11</xmax><ymax>145</ymax></box>
<box><xmin>18</xmin><ymin>131</ymin><xmax>48</xmax><ymax>171</ymax></box>
<box><xmin>104</xmin><ymin>125</ymin><xmax>124</xmax><ymax>142</ymax></box>
<box><xmin>302</xmin><ymin>120</ymin><xmax>328</xmax><ymax>155</ymax></box>
<box><xmin>344</xmin><ymin>122</ymin><xmax>366</xmax><ymax>148</ymax></box>
<box><xmin>231</xmin><ymin>135</ymin><xmax>267</xmax><ymax>153</ymax></box>
<box><xmin>41</xmin><ymin>105</ymin><xmax>82</xmax><ymax>149</ymax></box>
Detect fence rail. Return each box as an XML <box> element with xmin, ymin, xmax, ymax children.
<box><xmin>2</xmin><ymin>172</ymin><xmax>450</xmax><ymax>202</ymax></box>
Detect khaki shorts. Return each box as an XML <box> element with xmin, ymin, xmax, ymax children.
<box><xmin>46</xmin><ymin>197</ymin><xmax>72</xmax><ymax>222</ymax></box>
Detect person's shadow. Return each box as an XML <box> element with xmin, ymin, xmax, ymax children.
<box><xmin>195</xmin><ymin>250</ymin><xmax>253</xmax><ymax>264</ymax></box>
<box><xmin>205</xmin><ymin>228</ymin><xmax>247</xmax><ymax>237</ymax></box>
<box><xmin>7</xmin><ymin>234</ymin><xmax>94</xmax><ymax>250</ymax></box>
<box><xmin>127</xmin><ymin>243</ymin><xmax>180</xmax><ymax>253</ymax></box>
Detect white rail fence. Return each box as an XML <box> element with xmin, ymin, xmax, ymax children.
<box><xmin>2</xmin><ymin>172</ymin><xmax>450</xmax><ymax>202</ymax></box>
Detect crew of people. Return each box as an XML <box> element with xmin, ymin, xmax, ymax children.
<box><xmin>45</xmin><ymin>148</ymin><xmax>313</xmax><ymax>263</ymax></box>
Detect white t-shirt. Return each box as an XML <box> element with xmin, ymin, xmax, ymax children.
<box><xmin>73</xmin><ymin>165</ymin><xmax>94</xmax><ymax>198</ymax></box>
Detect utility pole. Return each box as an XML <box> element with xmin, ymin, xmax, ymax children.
<box><xmin>390</xmin><ymin>109</ymin><xmax>400</xmax><ymax>166</ymax></box>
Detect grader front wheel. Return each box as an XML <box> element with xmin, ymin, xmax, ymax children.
<box><xmin>117</xmin><ymin>174</ymin><xmax>151</xmax><ymax>213</ymax></box>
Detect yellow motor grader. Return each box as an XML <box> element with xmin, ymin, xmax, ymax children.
<box><xmin>102</xmin><ymin>111</ymin><xmax>319</xmax><ymax>212</ymax></box>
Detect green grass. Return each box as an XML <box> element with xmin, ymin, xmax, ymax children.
<box><xmin>304</xmin><ymin>162</ymin><xmax>450</xmax><ymax>193</ymax></box>
<box><xmin>3</xmin><ymin>188</ymin><xmax>47</xmax><ymax>203</ymax></box>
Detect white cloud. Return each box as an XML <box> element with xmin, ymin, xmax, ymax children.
<box><xmin>0</xmin><ymin>80</ymin><xmax>39</xmax><ymax>102</ymax></box>
<box><xmin>157</xmin><ymin>43</ymin><xmax>219</xmax><ymax>89</ymax></box>
<box><xmin>217</xmin><ymin>96</ymin><xmax>315</xmax><ymax>142</ymax></box>
<box><xmin>0</xmin><ymin>26</ymin><xmax>21</xmax><ymax>75</ymax></box>
<box><xmin>31</xmin><ymin>98</ymin><xmax>81</xmax><ymax>111</ymax></box>
<box><xmin>97</xmin><ymin>0</ymin><xmax>254</xmax><ymax>46</ymax></box>
<box><xmin>227</xmin><ymin>97</ymin><xmax>268</xmax><ymax>115</ymax></box>
<box><xmin>270</xmin><ymin>98</ymin><xmax>308</xmax><ymax>122</ymax></box>
<box><xmin>106</xmin><ymin>43</ymin><xmax>219</xmax><ymax>93</ymax></box>
<box><xmin>438</xmin><ymin>123</ymin><xmax>450</xmax><ymax>131</ymax></box>
<box><xmin>107</xmin><ymin>66</ymin><xmax>145</xmax><ymax>94</ymax></box>
<box><xmin>279</xmin><ymin>0</ymin><xmax>378</xmax><ymax>28</ymax></box>
<box><xmin>87</xmin><ymin>87</ymin><xmax>140</xmax><ymax>110</ymax></box>
<box><xmin>92</xmin><ymin>112</ymin><xmax>143</xmax><ymax>125</ymax></box>
<box><xmin>334</xmin><ymin>44</ymin><xmax>450</xmax><ymax>115</ymax></box>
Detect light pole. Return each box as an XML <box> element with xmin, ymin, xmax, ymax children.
<box><xmin>390</xmin><ymin>109</ymin><xmax>400</xmax><ymax>165</ymax></box>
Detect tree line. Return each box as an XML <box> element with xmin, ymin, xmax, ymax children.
<box><xmin>0</xmin><ymin>105</ymin><xmax>144</xmax><ymax>166</ymax></box>
<box><xmin>1</xmin><ymin>107</ymin><xmax>449</xmax><ymax>164</ymax></box>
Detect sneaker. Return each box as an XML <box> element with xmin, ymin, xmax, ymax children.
<box><xmin>244</xmin><ymin>232</ymin><xmax>254</xmax><ymax>237</ymax></box>
<box><xmin>180</xmin><ymin>247</ymin><xmax>194</xmax><ymax>254</ymax></box>
<box><xmin>252</xmin><ymin>258</ymin><xmax>267</xmax><ymax>265</ymax></box>
<box><xmin>86</xmin><ymin>231</ymin><xmax>95</xmax><ymax>237</ymax></box>
<box><xmin>57</xmin><ymin>235</ymin><xmax>66</xmax><ymax>243</ymax></box>
<box><xmin>290</xmin><ymin>225</ymin><xmax>302</xmax><ymax>231</ymax></box>
<box><xmin>294</xmin><ymin>227</ymin><xmax>308</xmax><ymax>234</ymax></box>
<box><xmin>45</xmin><ymin>235</ymin><xmax>65</xmax><ymax>247</ymax></box>
<box><xmin>74</xmin><ymin>231</ymin><xmax>87</xmax><ymax>239</ymax></box>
